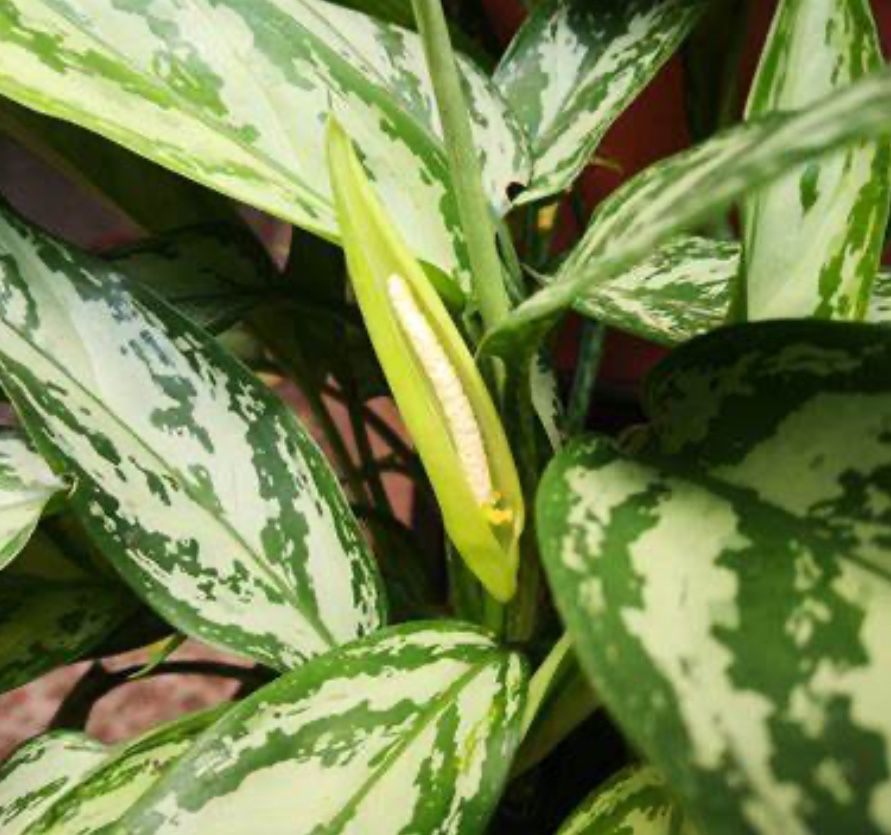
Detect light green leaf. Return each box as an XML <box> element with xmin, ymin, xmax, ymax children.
<box><xmin>26</xmin><ymin>707</ymin><xmax>226</xmax><ymax>835</ymax></box>
<box><xmin>496</xmin><ymin>0</ymin><xmax>705</xmax><ymax>204</ymax></box>
<box><xmin>573</xmin><ymin>236</ymin><xmax>738</xmax><ymax>345</ymax></box>
<box><xmin>743</xmin><ymin>0</ymin><xmax>890</xmax><ymax>320</ymax></box>
<box><xmin>106</xmin><ymin>223</ymin><xmax>279</xmax><ymax>333</ymax></box>
<box><xmin>538</xmin><ymin>320</ymin><xmax>891</xmax><ymax>835</ymax></box>
<box><xmin>0</xmin><ymin>0</ymin><xmax>528</xmax><ymax>296</ymax></box>
<box><xmin>119</xmin><ymin>622</ymin><xmax>527</xmax><ymax>835</ymax></box>
<box><xmin>868</xmin><ymin>268</ymin><xmax>891</xmax><ymax>322</ymax></box>
<box><xmin>0</xmin><ymin>530</ymin><xmax>135</xmax><ymax>695</ymax></box>
<box><xmin>0</xmin><ymin>201</ymin><xmax>385</xmax><ymax>671</ymax></box>
<box><xmin>0</xmin><ymin>430</ymin><xmax>62</xmax><ymax>570</ymax></box>
<box><xmin>556</xmin><ymin>766</ymin><xmax>697</xmax><ymax>835</ymax></box>
<box><xmin>0</xmin><ymin>731</ymin><xmax>107</xmax><ymax>835</ymax></box>
<box><xmin>485</xmin><ymin>68</ymin><xmax>891</xmax><ymax>352</ymax></box>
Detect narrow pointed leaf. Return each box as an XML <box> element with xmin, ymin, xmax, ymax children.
<box><xmin>328</xmin><ymin>120</ymin><xmax>524</xmax><ymax>601</ymax></box>
<box><xmin>0</xmin><ymin>531</ymin><xmax>135</xmax><ymax>695</ymax></box>
<box><xmin>496</xmin><ymin>0</ymin><xmax>705</xmax><ymax>204</ymax></box>
<box><xmin>0</xmin><ymin>0</ymin><xmax>528</xmax><ymax>295</ymax></box>
<box><xmin>119</xmin><ymin>622</ymin><xmax>527</xmax><ymax>835</ymax></box>
<box><xmin>0</xmin><ymin>430</ymin><xmax>62</xmax><ymax>570</ymax></box>
<box><xmin>557</xmin><ymin>766</ymin><xmax>697</xmax><ymax>835</ymax></box>
<box><xmin>106</xmin><ymin>224</ymin><xmax>278</xmax><ymax>333</ymax></box>
<box><xmin>0</xmin><ymin>732</ymin><xmax>107</xmax><ymax>835</ymax></box>
<box><xmin>24</xmin><ymin>707</ymin><xmax>225</xmax><ymax>835</ymax></box>
<box><xmin>539</xmin><ymin>321</ymin><xmax>891</xmax><ymax>835</ymax></box>
<box><xmin>743</xmin><ymin>0</ymin><xmax>890</xmax><ymax>320</ymax></box>
<box><xmin>0</xmin><ymin>202</ymin><xmax>385</xmax><ymax>671</ymax></box>
<box><xmin>485</xmin><ymin>69</ymin><xmax>891</xmax><ymax>353</ymax></box>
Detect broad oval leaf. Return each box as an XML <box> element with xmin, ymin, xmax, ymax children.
<box><xmin>0</xmin><ymin>430</ymin><xmax>62</xmax><ymax>570</ymax></box>
<box><xmin>25</xmin><ymin>707</ymin><xmax>225</xmax><ymax>835</ymax></box>
<box><xmin>0</xmin><ymin>530</ymin><xmax>135</xmax><ymax>695</ymax></box>
<box><xmin>0</xmin><ymin>731</ymin><xmax>107</xmax><ymax>835</ymax></box>
<box><xmin>119</xmin><ymin>622</ymin><xmax>527</xmax><ymax>835</ymax></box>
<box><xmin>538</xmin><ymin>321</ymin><xmax>891</xmax><ymax>834</ymax></box>
<box><xmin>556</xmin><ymin>766</ymin><xmax>697</xmax><ymax>835</ymax></box>
<box><xmin>495</xmin><ymin>0</ymin><xmax>705</xmax><ymax>204</ymax></box>
<box><xmin>743</xmin><ymin>0</ymin><xmax>890</xmax><ymax>320</ymax></box>
<box><xmin>0</xmin><ymin>0</ymin><xmax>529</xmax><ymax>296</ymax></box>
<box><xmin>484</xmin><ymin>68</ymin><xmax>891</xmax><ymax>353</ymax></box>
<box><xmin>0</xmin><ymin>201</ymin><xmax>385</xmax><ymax>671</ymax></box>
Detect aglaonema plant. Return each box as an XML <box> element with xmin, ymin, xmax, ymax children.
<box><xmin>0</xmin><ymin>0</ymin><xmax>889</xmax><ymax>833</ymax></box>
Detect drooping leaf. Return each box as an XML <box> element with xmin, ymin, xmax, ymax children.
<box><xmin>573</xmin><ymin>236</ymin><xmax>738</xmax><ymax>345</ymax></box>
<box><xmin>106</xmin><ymin>224</ymin><xmax>279</xmax><ymax>333</ymax></box>
<box><xmin>485</xmin><ymin>68</ymin><xmax>891</xmax><ymax>352</ymax></box>
<box><xmin>743</xmin><ymin>0</ymin><xmax>890</xmax><ymax>320</ymax></box>
<box><xmin>0</xmin><ymin>98</ymin><xmax>234</xmax><ymax>233</ymax></box>
<box><xmin>495</xmin><ymin>0</ymin><xmax>705</xmax><ymax>204</ymax></box>
<box><xmin>0</xmin><ymin>0</ymin><xmax>529</xmax><ymax>296</ymax></box>
<box><xmin>0</xmin><ymin>201</ymin><xmax>385</xmax><ymax>671</ymax></box>
<box><xmin>0</xmin><ymin>530</ymin><xmax>135</xmax><ymax>695</ymax></box>
<box><xmin>538</xmin><ymin>320</ymin><xmax>891</xmax><ymax>835</ymax></box>
<box><xmin>0</xmin><ymin>430</ymin><xmax>62</xmax><ymax>570</ymax></box>
<box><xmin>0</xmin><ymin>731</ymin><xmax>107</xmax><ymax>835</ymax></box>
<box><xmin>556</xmin><ymin>766</ymin><xmax>697</xmax><ymax>835</ymax></box>
<box><xmin>26</xmin><ymin>707</ymin><xmax>227</xmax><ymax>835</ymax></box>
<box><xmin>119</xmin><ymin>622</ymin><xmax>527</xmax><ymax>835</ymax></box>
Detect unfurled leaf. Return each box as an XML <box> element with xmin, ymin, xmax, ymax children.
<box><xmin>496</xmin><ymin>0</ymin><xmax>705</xmax><ymax>204</ymax></box>
<box><xmin>0</xmin><ymin>0</ymin><xmax>529</xmax><ymax>296</ymax></box>
<box><xmin>0</xmin><ymin>201</ymin><xmax>385</xmax><ymax>671</ymax></box>
<box><xmin>328</xmin><ymin>119</ymin><xmax>524</xmax><ymax>602</ymax></box>
<box><xmin>743</xmin><ymin>0</ymin><xmax>890</xmax><ymax>320</ymax></box>
<box><xmin>26</xmin><ymin>707</ymin><xmax>226</xmax><ymax>835</ymax></box>
<box><xmin>485</xmin><ymin>68</ymin><xmax>891</xmax><ymax>352</ymax></box>
<box><xmin>107</xmin><ymin>224</ymin><xmax>278</xmax><ymax>333</ymax></box>
<box><xmin>573</xmin><ymin>236</ymin><xmax>738</xmax><ymax>345</ymax></box>
<box><xmin>0</xmin><ymin>731</ymin><xmax>107</xmax><ymax>835</ymax></box>
<box><xmin>0</xmin><ymin>430</ymin><xmax>62</xmax><ymax>570</ymax></box>
<box><xmin>556</xmin><ymin>766</ymin><xmax>697</xmax><ymax>835</ymax></box>
<box><xmin>119</xmin><ymin>622</ymin><xmax>527</xmax><ymax>835</ymax></box>
<box><xmin>538</xmin><ymin>321</ymin><xmax>891</xmax><ymax>835</ymax></box>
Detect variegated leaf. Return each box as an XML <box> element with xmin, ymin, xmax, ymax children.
<box><xmin>0</xmin><ymin>0</ymin><xmax>528</xmax><ymax>296</ymax></box>
<box><xmin>573</xmin><ymin>236</ymin><xmax>737</xmax><ymax>345</ymax></box>
<box><xmin>119</xmin><ymin>622</ymin><xmax>527</xmax><ymax>835</ymax></box>
<box><xmin>0</xmin><ymin>530</ymin><xmax>135</xmax><ymax>694</ymax></box>
<box><xmin>538</xmin><ymin>321</ymin><xmax>891</xmax><ymax>835</ymax></box>
<box><xmin>0</xmin><ymin>731</ymin><xmax>107</xmax><ymax>835</ymax></box>
<box><xmin>0</xmin><ymin>201</ymin><xmax>385</xmax><ymax>671</ymax></box>
<box><xmin>485</xmin><ymin>69</ymin><xmax>891</xmax><ymax>352</ymax></box>
<box><xmin>743</xmin><ymin>0</ymin><xmax>890</xmax><ymax>320</ymax></box>
<box><xmin>557</xmin><ymin>766</ymin><xmax>697</xmax><ymax>835</ymax></box>
<box><xmin>573</xmin><ymin>239</ymin><xmax>891</xmax><ymax>345</ymax></box>
<box><xmin>25</xmin><ymin>707</ymin><xmax>225</xmax><ymax>835</ymax></box>
<box><xmin>0</xmin><ymin>430</ymin><xmax>62</xmax><ymax>570</ymax></box>
<box><xmin>495</xmin><ymin>0</ymin><xmax>705</xmax><ymax>204</ymax></box>
<box><xmin>107</xmin><ymin>224</ymin><xmax>278</xmax><ymax>333</ymax></box>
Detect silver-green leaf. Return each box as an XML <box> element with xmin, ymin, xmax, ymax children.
<box><xmin>495</xmin><ymin>0</ymin><xmax>705</xmax><ymax>204</ymax></box>
<box><xmin>0</xmin><ymin>731</ymin><xmax>107</xmax><ymax>835</ymax></box>
<box><xmin>0</xmin><ymin>0</ymin><xmax>528</xmax><ymax>295</ymax></box>
<box><xmin>485</xmin><ymin>68</ymin><xmax>891</xmax><ymax>352</ymax></box>
<box><xmin>0</xmin><ymin>202</ymin><xmax>385</xmax><ymax>671</ymax></box>
<box><xmin>0</xmin><ymin>430</ymin><xmax>62</xmax><ymax>570</ymax></box>
<box><xmin>743</xmin><ymin>0</ymin><xmax>890</xmax><ymax>320</ymax></box>
<box><xmin>556</xmin><ymin>766</ymin><xmax>697</xmax><ymax>835</ymax></box>
<box><xmin>538</xmin><ymin>320</ymin><xmax>891</xmax><ymax>834</ymax></box>
<box><xmin>119</xmin><ymin>622</ymin><xmax>527</xmax><ymax>835</ymax></box>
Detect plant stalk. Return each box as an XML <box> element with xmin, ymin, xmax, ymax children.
<box><xmin>411</xmin><ymin>0</ymin><xmax>511</xmax><ymax>330</ymax></box>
